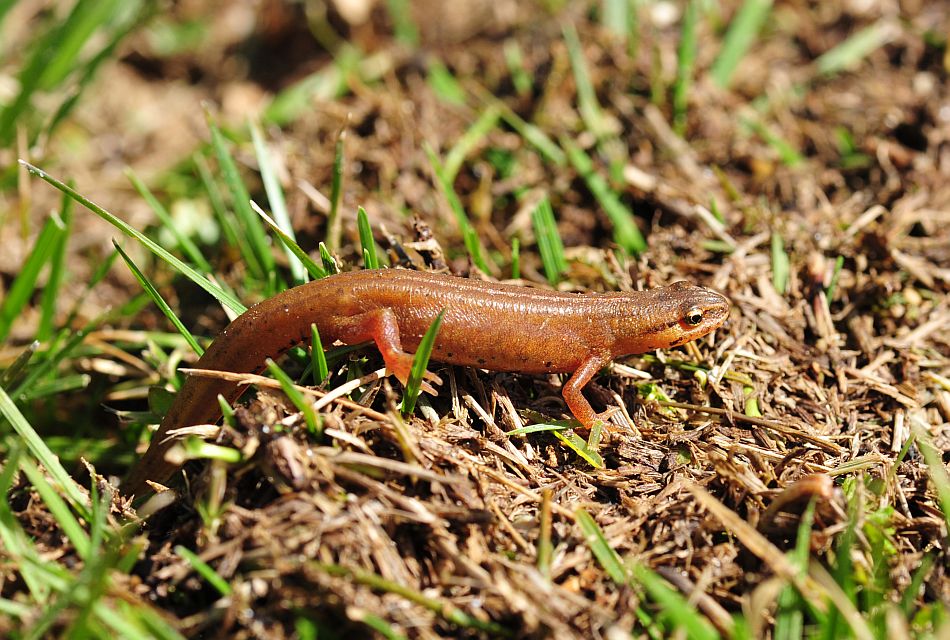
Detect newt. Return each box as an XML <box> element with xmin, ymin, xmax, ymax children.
<box><xmin>125</xmin><ymin>268</ymin><xmax>729</xmax><ymax>495</ymax></box>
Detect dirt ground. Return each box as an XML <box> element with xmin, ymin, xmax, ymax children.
<box><xmin>2</xmin><ymin>0</ymin><xmax>949</xmax><ymax>637</ymax></box>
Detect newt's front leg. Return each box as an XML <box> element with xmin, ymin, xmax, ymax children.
<box><xmin>562</xmin><ymin>351</ymin><xmax>613</xmax><ymax>430</ymax></box>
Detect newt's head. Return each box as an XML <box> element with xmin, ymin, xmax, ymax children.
<box><xmin>667</xmin><ymin>282</ymin><xmax>730</xmax><ymax>347</ymax></box>
<box><xmin>624</xmin><ymin>281</ymin><xmax>730</xmax><ymax>353</ymax></box>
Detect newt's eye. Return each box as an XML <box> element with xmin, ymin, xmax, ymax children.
<box><xmin>684</xmin><ymin>307</ymin><xmax>703</xmax><ymax>326</ymax></box>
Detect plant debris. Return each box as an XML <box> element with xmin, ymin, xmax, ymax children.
<box><xmin>2</xmin><ymin>0</ymin><xmax>949</xmax><ymax>637</ymax></box>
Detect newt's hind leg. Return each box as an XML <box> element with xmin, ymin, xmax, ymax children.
<box><xmin>336</xmin><ymin>308</ymin><xmax>441</xmax><ymax>392</ymax></box>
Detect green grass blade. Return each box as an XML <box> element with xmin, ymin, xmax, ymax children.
<box><xmin>357</xmin><ymin>612</ymin><xmax>409</xmax><ymax>640</ymax></box>
<box><xmin>510</xmin><ymin>236</ymin><xmax>520</xmax><ymax>279</ymax></box>
<box><xmin>401</xmin><ymin>309</ymin><xmax>445</xmax><ymax>416</ymax></box>
<box><xmin>776</xmin><ymin>499</ymin><xmax>816</xmax><ymax>639</ymax></box>
<box><xmin>0</xmin><ymin>597</ymin><xmax>33</xmax><ymax>620</ymax></box>
<box><xmin>93</xmin><ymin>602</ymin><xmax>161</xmax><ymax>640</ymax></box>
<box><xmin>19</xmin><ymin>161</ymin><xmax>246</xmax><ymax>315</ymax></box>
<box><xmin>0</xmin><ymin>213</ymin><xmax>65</xmax><ymax>342</ymax></box>
<box><xmin>266</xmin><ymin>359</ymin><xmax>322</xmax><ymax>437</ymax></box>
<box><xmin>120</xmin><ymin>599</ymin><xmax>187</xmax><ymax>640</ymax></box>
<box><xmin>311</xmin><ymin>323</ymin><xmax>329</xmax><ymax>385</ymax></box>
<box><xmin>311</xmin><ymin>561</ymin><xmax>512</xmax><ymax>636</ymax></box>
<box><xmin>744</xmin><ymin>385</ymin><xmax>762</xmax><ymax>417</ymax></box>
<box><xmin>0</xmin><ymin>447</ymin><xmax>50</xmax><ymax>602</ymax></box>
<box><xmin>900</xmin><ymin>553</ymin><xmax>934</xmax><ymax>616</ymax></box>
<box><xmin>424</xmin><ymin>145</ymin><xmax>493</xmax><ymax>273</ymax></box>
<box><xmin>194</xmin><ymin>152</ymin><xmax>243</xmax><ymax>254</ymax></box>
<box><xmin>553</xmin><ymin>430</ymin><xmax>604</xmax><ymax>468</ymax></box>
<box><xmin>18</xmin><ymin>457</ymin><xmax>91</xmax><ymax>559</ymax></box>
<box><xmin>0</xmin><ymin>0</ymin><xmax>119</xmax><ymax>144</ymax></box>
<box><xmin>37</xmin><ymin>186</ymin><xmax>74</xmax><ymax>342</ymax></box>
<box><xmin>601</xmin><ymin>0</ymin><xmax>629</xmax><ymax>38</ymax></box>
<box><xmin>385</xmin><ymin>0</ymin><xmax>419</xmax><ymax>46</ymax></box>
<box><xmin>461</xmin><ymin>227</ymin><xmax>485</xmax><ymax>271</ymax></box>
<box><xmin>319</xmin><ymin>242</ymin><xmax>339</xmax><ymax>275</ymax></box>
<box><xmin>826</xmin><ymin>255</ymin><xmax>845</xmax><ymax>300</ymax></box>
<box><xmin>443</xmin><ymin>104</ymin><xmax>501</xmax><ymax>183</ymax></box>
<box><xmin>503</xmin><ymin>41</ymin><xmax>532</xmax><ymax>96</ymax></box>
<box><xmin>815</xmin><ymin>20</ymin><xmax>898</xmax><ymax>76</ymax></box>
<box><xmin>326</xmin><ymin>126</ymin><xmax>346</xmax><ymax>250</ymax></box>
<box><xmin>295</xmin><ymin>618</ymin><xmax>318</xmax><ymax>640</ymax></box>
<box><xmin>563</xmin><ymin>24</ymin><xmax>608</xmax><ymax>140</ymax></box>
<box><xmin>501</xmin><ymin>109</ymin><xmax>566</xmax><ymax>167</ymax></box>
<box><xmin>531</xmin><ymin>197</ymin><xmax>567</xmax><ymax>284</ymax></box>
<box><xmin>771</xmin><ymin>231</ymin><xmax>789</xmax><ymax>294</ymax></box>
<box><xmin>126</xmin><ymin>168</ymin><xmax>212</xmax><ymax>272</ymax></box>
<box><xmin>506</xmin><ymin>421</ymin><xmax>572</xmax><ymax>437</ymax></box>
<box><xmin>710</xmin><ymin>0</ymin><xmax>773</xmax><ymax>88</ymax></box>
<box><xmin>650</xmin><ymin>42</ymin><xmax>666</xmax><ymax>107</ymax></box>
<box><xmin>37</xmin><ymin>0</ymin><xmax>124</xmax><ymax>90</ymax></box>
<box><xmin>177</xmin><ymin>438</ymin><xmax>242</xmax><ymax>465</ymax></box>
<box><xmin>39</xmin><ymin>433</ymin><xmax>115</xmax><ymax>469</ymax></box>
<box><xmin>14</xmin><ymin>549</ymin><xmax>75</xmax><ymax>589</ymax></box>
<box><xmin>206</xmin><ymin>114</ymin><xmax>275</xmax><ymax>284</ymax></box>
<box><xmin>113</xmin><ymin>241</ymin><xmax>203</xmax><ymax>356</ymax></box>
<box><xmin>575</xmin><ymin>508</ymin><xmax>627</xmax><ymax>583</ymax></box>
<box><xmin>175</xmin><ymin>545</ymin><xmax>232</xmax><ymax>597</ymax></box>
<box><xmin>10</xmin><ymin>313</ymin><xmax>100</xmax><ymax>402</ymax></box>
<box><xmin>427</xmin><ymin>57</ymin><xmax>466</xmax><ymax>105</ymax></box>
<box><xmin>673</xmin><ymin>0</ymin><xmax>699</xmax><ymax>136</ymax></box>
<box><xmin>0</xmin><ymin>342</ymin><xmax>39</xmax><ymax>390</ymax></box>
<box><xmin>563</xmin><ymin>23</ymin><xmax>626</xmax><ymax>181</ymax></box>
<box><xmin>579</xmin><ymin>503</ymin><xmax>727</xmax><ymax>640</ymax></box>
<box><xmin>21</xmin><ymin>559</ymin><xmax>72</xmax><ymax>640</ymax></box>
<box><xmin>741</xmin><ymin>115</ymin><xmax>803</xmax><ymax>166</ymax></box>
<box><xmin>824</xmin><ymin>489</ymin><xmax>859</xmax><ymax>639</ymax></box>
<box><xmin>263</xmin><ymin>46</ymin><xmax>360</xmax><ymax>126</ymax></box>
<box><xmin>14</xmin><ymin>300</ymin><xmax>112</xmax><ymax>403</ymax></box>
<box><xmin>910</xmin><ymin>416</ymin><xmax>950</xmax><ymax>532</ymax></box>
<box><xmin>774</xmin><ymin>580</ymin><xmax>804</xmax><ymax>639</ymax></box>
<box><xmin>561</xmin><ymin>138</ymin><xmax>646</xmax><ymax>255</ymax></box>
<box><xmin>250</xmin><ymin>200</ymin><xmax>326</xmax><ymax>279</ymax></box>
<box><xmin>251</xmin><ymin>120</ymin><xmax>306</xmax><ymax>283</ymax></box>
<box><xmin>217</xmin><ymin>394</ymin><xmax>237</xmax><ymax>431</ymax></box>
<box><xmin>586</xmin><ymin>419</ymin><xmax>604</xmax><ymax>450</ymax></box>
<box><xmin>45</xmin><ymin>2</ymin><xmax>149</xmax><ymax>141</ymax></box>
<box><xmin>630</xmin><ymin>563</ymin><xmax>721</xmax><ymax>640</ymax></box>
<box><xmin>0</xmin><ymin>0</ymin><xmax>17</xmax><ymax>29</ymax></box>
<box><xmin>471</xmin><ymin>84</ymin><xmax>566</xmax><ymax>166</ymax></box>
<box><xmin>357</xmin><ymin>206</ymin><xmax>379</xmax><ymax>270</ymax></box>
<box><xmin>0</xmin><ymin>386</ymin><xmax>90</xmax><ymax>520</ymax></box>
<box><xmin>22</xmin><ymin>589</ymin><xmax>71</xmax><ymax>638</ymax></box>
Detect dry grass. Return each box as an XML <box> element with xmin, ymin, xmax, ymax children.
<box><xmin>2</xmin><ymin>0</ymin><xmax>948</xmax><ymax>637</ymax></box>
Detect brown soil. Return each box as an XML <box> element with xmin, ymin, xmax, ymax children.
<box><xmin>3</xmin><ymin>0</ymin><xmax>948</xmax><ymax>637</ymax></box>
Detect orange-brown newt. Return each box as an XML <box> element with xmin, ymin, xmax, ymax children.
<box><xmin>125</xmin><ymin>268</ymin><xmax>729</xmax><ymax>495</ymax></box>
